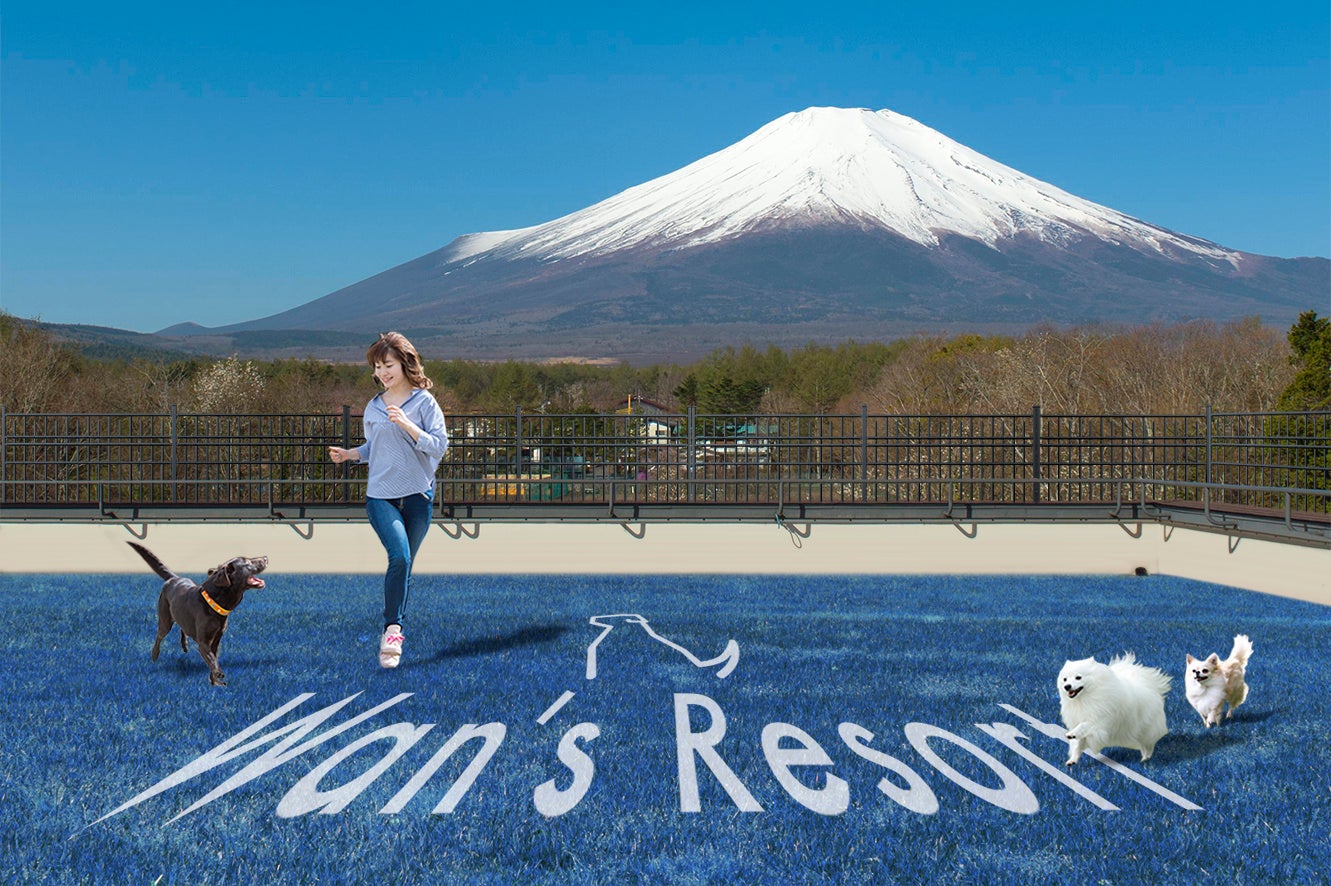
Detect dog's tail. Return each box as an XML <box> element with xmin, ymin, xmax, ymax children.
<box><xmin>126</xmin><ymin>541</ymin><xmax>176</xmax><ymax>582</ymax></box>
<box><xmin>1228</xmin><ymin>634</ymin><xmax>1253</xmax><ymax>668</ymax></box>
<box><xmin>1110</xmin><ymin>651</ymin><xmax>1172</xmax><ymax>696</ymax></box>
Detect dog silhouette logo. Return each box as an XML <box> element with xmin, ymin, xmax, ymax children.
<box><xmin>584</xmin><ymin>614</ymin><xmax>740</xmax><ymax>680</ymax></box>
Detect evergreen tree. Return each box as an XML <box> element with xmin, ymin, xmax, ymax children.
<box><xmin>486</xmin><ymin>361</ymin><xmax>544</xmax><ymax>411</ymax></box>
<box><xmin>672</xmin><ymin>373</ymin><xmax>700</xmax><ymax>407</ymax></box>
<box><xmin>1277</xmin><ymin>311</ymin><xmax>1331</xmax><ymax>411</ymax></box>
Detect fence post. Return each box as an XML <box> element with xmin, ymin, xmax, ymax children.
<box><xmin>860</xmin><ymin>403</ymin><xmax>869</xmax><ymax>500</ymax></box>
<box><xmin>0</xmin><ymin>405</ymin><xmax>6</xmax><ymax>506</ymax></box>
<box><xmin>170</xmin><ymin>404</ymin><xmax>178</xmax><ymax>503</ymax></box>
<box><xmin>687</xmin><ymin>405</ymin><xmax>697</xmax><ymax>503</ymax></box>
<box><xmin>1031</xmin><ymin>404</ymin><xmax>1042</xmax><ymax>504</ymax></box>
<box><xmin>1205</xmin><ymin>404</ymin><xmax>1213</xmax><ymax>489</ymax></box>
<box><xmin>515</xmin><ymin>406</ymin><xmax>524</xmax><ymax>481</ymax></box>
<box><xmin>341</xmin><ymin>404</ymin><xmax>352</xmax><ymax>504</ymax></box>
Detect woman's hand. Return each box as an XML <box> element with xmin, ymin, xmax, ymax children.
<box><xmin>386</xmin><ymin>405</ymin><xmax>422</xmax><ymax>439</ymax></box>
<box><xmin>328</xmin><ymin>446</ymin><xmax>355</xmax><ymax>464</ymax></box>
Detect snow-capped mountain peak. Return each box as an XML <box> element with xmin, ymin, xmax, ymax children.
<box><xmin>444</xmin><ymin>106</ymin><xmax>1237</xmax><ymax>265</ymax></box>
<box><xmin>220</xmin><ymin>104</ymin><xmax>1323</xmax><ymax>361</ymax></box>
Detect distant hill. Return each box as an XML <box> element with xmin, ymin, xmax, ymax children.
<box><xmin>29</xmin><ymin>321</ymin><xmax>201</xmax><ymax>362</ymax></box>
<box><xmin>29</xmin><ymin>320</ymin><xmax>373</xmax><ymax>363</ymax></box>
<box><xmin>153</xmin><ymin>322</ymin><xmax>212</xmax><ymax>337</ymax></box>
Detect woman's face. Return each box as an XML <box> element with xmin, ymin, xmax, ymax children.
<box><xmin>374</xmin><ymin>356</ymin><xmax>405</xmax><ymax>390</ymax></box>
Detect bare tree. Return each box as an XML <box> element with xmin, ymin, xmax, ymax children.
<box><xmin>132</xmin><ymin>361</ymin><xmax>194</xmax><ymax>413</ymax></box>
<box><xmin>191</xmin><ymin>356</ymin><xmax>266</xmax><ymax>413</ymax></box>
<box><xmin>866</xmin><ymin>320</ymin><xmax>1292</xmax><ymax>416</ymax></box>
<box><xmin>0</xmin><ymin>314</ymin><xmax>70</xmax><ymax>413</ymax></box>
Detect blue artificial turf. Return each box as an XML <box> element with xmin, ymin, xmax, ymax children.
<box><xmin>1</xmin><ymin>571</ymin><xmax>1328</xmax><ymax>884</ymax></box>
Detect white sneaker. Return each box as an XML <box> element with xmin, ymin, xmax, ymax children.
<box><xmin>379</xmin><ymin>624</ymin><xmax>404</xmax><ymax>668</ymax></box>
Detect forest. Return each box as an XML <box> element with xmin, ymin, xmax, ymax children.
<box><xmin>2</xmin><ymin>310</ymin><xmax>1327</xmax><ymax>416</ymax></box>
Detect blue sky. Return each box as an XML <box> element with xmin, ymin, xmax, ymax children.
<box><xmin>2</xmin><ymin>1</ymin><xmax>1328</xmax><ymax>333</ymax></box>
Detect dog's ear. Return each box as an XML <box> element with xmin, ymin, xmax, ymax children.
<box><xmin>213</xmin><ymin>564</ymin><xmax>234</xmax><ymax>588</ymax></box>
<box><xmin>1186</xmin><ymin>654</ymin><xmax>1196</xmax><ymax>664</ymax></box>
<box><xmin>1206</xmin><ymin>653</ymin><xmax>1221</xmax><ymax>665</ymax></box>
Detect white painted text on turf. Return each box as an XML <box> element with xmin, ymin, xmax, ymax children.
<box><xmin>91</xmin><ymin>691</ymin><xmax>1200</xmax><ymax>826</ymax></box>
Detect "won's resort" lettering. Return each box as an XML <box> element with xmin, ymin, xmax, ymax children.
<box><xmin>89</xmin><ymin>690</ymin><xmax>1200</xmax><ymax>828</ymax></box>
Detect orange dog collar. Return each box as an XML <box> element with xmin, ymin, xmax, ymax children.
<box><xmin>201</xmin><ymin>590</ymin><xmax>231</xmax><ymax>616</ymax></box>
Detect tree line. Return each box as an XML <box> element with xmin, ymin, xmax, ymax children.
<box><xmin>2</xmin><ymin>310</ymin><xmax>1327</xmax><ymax>416</ymax></box>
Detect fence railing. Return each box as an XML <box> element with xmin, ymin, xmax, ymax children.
<box><xmin>2</xmin><ymin>406</ymin><xmax>1327</xmax><ymax>545</ymax></box>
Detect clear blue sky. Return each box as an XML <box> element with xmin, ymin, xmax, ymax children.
<box><xmin>3</xmin><ymin>1</ymin><xmax>1328</xmax><ymax>333</ymax></box>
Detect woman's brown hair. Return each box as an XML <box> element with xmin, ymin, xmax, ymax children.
<box><xmin>366</xmin><ymin>332</ymin><xmax>433</xmax><ymax>390</ymax></box>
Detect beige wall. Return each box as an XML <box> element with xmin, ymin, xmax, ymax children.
<box><xmin>1</xmin><ymin>520</ymin><xmax>1326</xmax><ymax>607</ymax></box>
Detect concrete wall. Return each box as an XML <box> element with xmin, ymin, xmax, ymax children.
<box><xmin>2</xmin><ymin>520</ymin><xmax>1326</xmax><ymax>606</ymax></box>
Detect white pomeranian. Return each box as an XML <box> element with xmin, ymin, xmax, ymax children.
<box><xmin>1058</xmin><ymin>653</ymin><xmax>1171</xmax><ymax>766</ymax></box>
<box><xmin>1185</xmin><ymin>634</ymin><xmax>1253</xmax><ymax>727</ymax></box>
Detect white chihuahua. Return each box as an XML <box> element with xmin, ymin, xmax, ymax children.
<box><xmin>1185</xmin><ymin>634</ymin><xmax>1253</xmax><ymax>727</ymax></box>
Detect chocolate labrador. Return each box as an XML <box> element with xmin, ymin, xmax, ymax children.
<box><xmin>127</xmin><ymin>541</ymin><xmax>268</xmax><ymax>686</ymax></box>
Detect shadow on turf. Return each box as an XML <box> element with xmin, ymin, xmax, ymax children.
<box><xmin>421</xmin><ymin>623</ymin><xmax>568</xmax><ymax>665</ymax></box>
<box><xmin>1228</xmin><ymin>707</ymin><xmax>1279</xmax><ymax>725</ymax></box>
<box><xmin>1154</xmin><ymin>708</ymin><xmax>1280</xmax><ymax>762</ymax></box>
<box><xmin>156</xmin><ymin>623</ymin><xmax>572</xmax><ymax>677</ymax></box>
<box><xmin>159</xmin><ymin>654</ymin><xmax>287</xmax><ymax>682</ymax></box>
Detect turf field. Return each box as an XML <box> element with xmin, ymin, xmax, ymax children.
<box><xmin>2</xmin><ymin>571</ymin><xmax>1327</xmax><ymax>884</ymax></box>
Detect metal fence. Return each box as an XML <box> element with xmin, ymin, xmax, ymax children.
<box><xmin>1</xmin><ymin>406</ymin><xmax>1327</xmax><ymax>546</ymax></box>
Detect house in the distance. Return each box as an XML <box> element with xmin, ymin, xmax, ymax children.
<box><xmin>614</xmin><ymin>395</ymin><xmax>672</xmax><ymax>417</ymax></box>
<box><xmin>614</xmin><ymin>395</ymin><xmax>676</xmax><ymax>440</ymax></box>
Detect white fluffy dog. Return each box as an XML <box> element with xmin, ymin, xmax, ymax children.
<box><xmin>1185</xmin><ymin>634</ymin><xmax>1253</xmax><ymax>727</ymax></box>
<box><xmin>1058</xmin><ymin>653</ymin><xmax>1171</xmax><ymax>766</ymax></box>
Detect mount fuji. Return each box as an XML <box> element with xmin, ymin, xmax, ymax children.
<box><xmin>211</xmin><ymin>107</ymin><xmax>1326</xmax><ymax>362</ymax></box>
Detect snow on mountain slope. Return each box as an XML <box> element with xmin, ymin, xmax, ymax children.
<box><xmin>441</xmin><ymin>106</ymin><xmax>1240</xmax><ymax>267</ymax></box>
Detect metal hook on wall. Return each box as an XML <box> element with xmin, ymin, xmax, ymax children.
<box><xmin>437</xmin><ymin>521</ymin><xmax>481</xmax><ymax>540</ymax></box>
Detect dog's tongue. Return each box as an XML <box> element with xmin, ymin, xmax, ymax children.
<box><xmin>248</xmin><ymin>577</ymin><xmax>265</xmax><ymax>589</ymax></box>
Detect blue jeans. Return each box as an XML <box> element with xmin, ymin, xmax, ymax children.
<box><xmin>365</xmin><ymin>492</ymin><xmax>433</xmax><ymax>629</ymax></box>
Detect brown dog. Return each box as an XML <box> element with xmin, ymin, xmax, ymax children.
<box><xmin>127</xmin><ymin>541</ymin><xmax>268</xmax><ymax>686</ymax></box>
